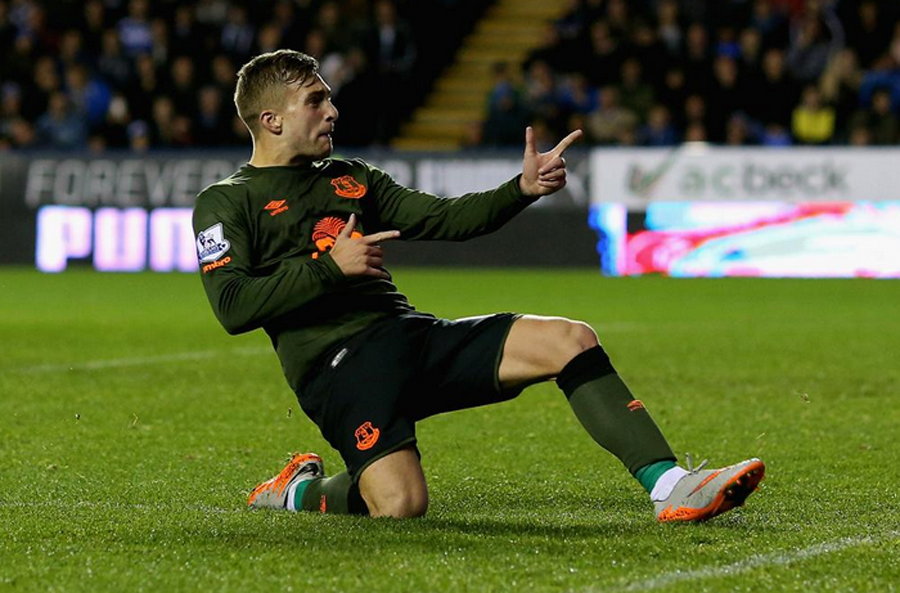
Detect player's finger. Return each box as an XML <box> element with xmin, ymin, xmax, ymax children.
<box><xmin>368</xmin><ymin>256</ymin><xmax>384</xmax><ymax>268</ymax></box>
<box><xmin>549</xmin><ymin>129</ymin><xmax>583</xmax><ymax>157</ymax></box>
<box><xmin>366</xmin><ymin>267</ymin><xmax>390</xmax><ymax>279</ymax></box>
<box><xmin>362</xmin><ymin>230</ymin><xmax>401</xmax><ymax>244</ymax></box>
<box><xmin>524</xmin><ymin>126</ymin><xmax>537</xmax><ymax>156</ymax></box>
<box><xmin>367</xmin><ymin>245</ymin><xmax>384</xmax><ymax>257</ymax></box>
<box><xmin>539</xmin><ymin>172</ymin><xmax>566</xmax><ymax>184</ymax></box>
<box><xmin>538</xmin><ymin>179</ymin><xmax>561</xmax><ymax>187</ymax></box>
<box><xmin>538</xmin><ymin>156</ymin><xmax>565</xmax><ymax>175</ymax></box>
<box><xmin>339</xmin><ymin>214</ymin><xmax>357</xmax><ymax>238</ymax></box>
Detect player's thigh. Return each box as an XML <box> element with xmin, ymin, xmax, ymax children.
<box><xmin>498</xmin><ymin>314</ymin><xmax>598</xmax><ymax>389</ymax></box>
<box><xmin>402</xmin><ymin>313</ymin><xmax>521</xmax><ymax>420</ymax></box>
<box><xmin>358</xmin><ymin>446</ymin><xmax>428</xmax><ymax>518</ymax></box>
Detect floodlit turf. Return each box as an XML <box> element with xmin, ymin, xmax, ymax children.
<box><xmin>1</xmin><ymin>267</ymin><xmax>899</xmax><ymax>592</ymax></box>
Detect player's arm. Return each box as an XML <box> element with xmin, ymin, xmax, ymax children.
<box><xmin>364</xmin><ymin>127</ymin><xmax>582</xmax><ymax>241</ymax></box>
<box><xmin>193</xmin><ymin>188</ymin><xmax>345</xmax><ymax>335</ymax></box>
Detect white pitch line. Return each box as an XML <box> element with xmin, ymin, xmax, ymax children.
<box><xmin>0</xmin><ymin>500</ymin><xmax>242</xmax><ymax>514</ymax></box>
<box><xmin>7</xmin><ymin>346</ymin><xmax>271</xmax><ymax>374</ymax></box>
<box><xmin>618</xmin><ymin>531</ymin><xmax>900</xmax><ymax>591</ymax></box>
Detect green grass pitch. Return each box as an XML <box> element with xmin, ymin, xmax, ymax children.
<box><xmin>1</xmin><ymin>268</ymin><xmax>898</xmax><ymax>591</ymax></box>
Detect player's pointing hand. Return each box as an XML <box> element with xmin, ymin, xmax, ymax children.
<box><xmin>519</xmin><ymin>126</ymin><xmax>583</xmax><ymax>198</ymax></box>
<box><xmin>330</xmin><ymin>214</ymin><xmax>400</xmax><ymax>280</ymax></box>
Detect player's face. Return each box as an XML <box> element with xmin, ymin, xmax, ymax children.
<box><xmin>281</xmin><ymin>75</ymin><xmax>339</xmax><ymax>161</ymax></box>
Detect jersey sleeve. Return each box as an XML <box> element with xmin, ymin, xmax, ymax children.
<box><xmin>193</xmin><ymin>187</ymin><xmax>345</xmax><ymax>335</ymax></box>
<box><xmin>361</xmin><ymin>161</ymin><xmax>538</xmax><ymax>241</ymax></box>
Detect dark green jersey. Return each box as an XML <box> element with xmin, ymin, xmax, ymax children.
<box><xmin>192</xmin><ymin>157</ymin><xmax>534</xmax><ymax>391</ymax></box>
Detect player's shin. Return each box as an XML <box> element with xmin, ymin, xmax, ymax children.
<box><xmin>556</xmin><ymin>346</ymin><xmax>677</xmax><ymax>492</ymax></box>
<box><xmin>290</xmin><ymin>472</ymin><xmax>369</xmax><ymax>515</ymax></box>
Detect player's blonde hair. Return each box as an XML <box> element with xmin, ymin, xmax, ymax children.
<box><xmin>234</xmin><ymin>50</ymin><xmax>320</xmax><ymax>135</ymax></box>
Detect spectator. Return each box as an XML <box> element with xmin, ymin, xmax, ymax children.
<box><xmin>657</xmin><ymin>67</ymin><xmax>687</xmax><ymax>123</ymax></box>
<box><xmin>150</xmin><ymin>18</ymin><xmax>170</xmax><ymax>67</ymax></box>
<box><xmin>760</xmin><ymin>124</ymin><xmax>792</xmax><ymax>146</ymax></box>
<box><xmin>96</xmin><ymin>29</ymin><xmax>130</xmax><ymax>91</ymax></box>
<box><xmin>255</xmin><ymin>22</ymin><xmax>283</xmax><ymax>55</ymax></box>
<box><xmin>210</xmin><ymin>54</ymin><xmax>236</xmax><ymax>96</ymax></box>
<box><xmin>482</xmin><ymin>63</ymin><xmax>527</xmax><ymax>147</ymax></box>
<box><xmin>523</xmin><ymin>59</ymin><xmax>561</xmax><ymax>129</ymax></box>
<box><xmin>819</xmin><ymin>48</ymin><xmax>863</xmax><ymax>134</ymax></box>
<box><xmin>92</xmin><ymin>93</ymin><xmax>131</xmax><ymax>149</ymax></box>
<box><xmin>57</xmin><ymin>29</ymin><xmax>84</xmax><ymax>71</ymax></box>
<box><xmin>616</xmin><ymin>58</ymin><xmax>654</xmax><ymax>122</ymax></box>
<box><xmin>524</xmin><ymin>24</ymin><xmax>569</xmax><ymax>73</ymax></box>
<box><xmin>316</xmin><ymin>1</ymin><xmax>354</xmax><ymax>54</ymax></box>
<box><xmin>681</xmin><ymin>23</ymin><xmax>714</xmax><ymax>97</ymax></box>
<box><xmin>639</xmin><ymin>105</ymin><xmax>678</xmax><ymax>146</ymax></box>
<box><xmin>583</xmin><ymin>21</ymin><xmax>624</xmax><ymax>87</ymax></box>
<box><xmin>36</xmin><ymin>91</ymin><xmax>86</xmax><ymax>148</ymax></box>
<box><xmin>80</xmin><ymin>0</ymin><xmax>106</xmax><ymax>57</ymax></box>
<box><xmin>170</xmin><ymin>6</ymin><xmax>198</xmax><ymax>57</ymax></box>
<box><xmin>750</xmin><ymin>0</ymin><xmax>789</xmax><ymax>47</ymax></box>
<box><xmin>126</xmin><ymin>53</ymin><xmax>159</xmax><ymax>122</ymax></box>
<box><xmin>127</xmin><ymin>119</ymin><xmax>150</xmax><ymax>152</ymax></box>
<box><xmin>195</xmin><ymin>0</ymin><xmax>229</xmax><ymax>29</ymax></box>
<box><xmin>656</xmin><ymin>0</ymin><xmax>683</xmax><ymax>57</ymax></box>
<box><xmin>586</xmin><ymin>86</ymin><xmax>637</xmax><ymax>145</ymax></box>
<box><xmin>683</xmin><ymin>93</ymin><xmax>709</xmax><ymax>134</ymax></box>
<box><xmin>117</xmin><ymin>0</ymin><xmax>153</xmax><ymax>57</ymax></box>
<box><xmin>28</xmin><ymin>56</ymin><xmax>59</xmax><ymax>120</ymax></box>
<box><xmin>558</xmin><ymin>72</ymin><xmax>599</xmax><ymax>116</ymax></box>
<box><xmin>605</xmin><ymin>0</ymin><xmax>629</xmax><ymax>40</ymax></box>
<box><xmin>747</xmin><ymin>48</ymin><xmax>799</xmax><ymax>128</ymax></box>
<box><xmin>194</xmin><ymin>85</ymin><xmax>232</xmax><ymax>145</ymax></box>
<box><xmin>843</xmin><ymin>0</ymin><xmax>892</xmax><ymax>69</ymax></box>
<box><xmin>64</xmin><ymin>63</ymin><xmax>111</xmax><ymax>128</ymax></box>
<box><xmin>792</xmin><ymin>85</ymin><xmax>835</xmax><ymax>144</ymax></box>
<box><xmin>220</xmin><ymin>5</ymin><xmax>254</xmax><ymax>60</ymax></box>
<box><xmin>166</xmin><ymin>56</ymin><xmax>197</xmax><ymax>118</ymax></box>
<box><xmin>786</xmin><ymin>9</ymin><xmax>844</xmax><ymax>84</ymax></box>
<box><xmin>848</xmin><ymin>88</ymin><xmax>899</xmax><ymax>145</ymax></box>
<box><xmin>630</xmin><ymin>19</ymin><xmax>667</xmax><ymax>83</ymax></box>
<box><xmin>708</xmin><ymin>55</ymin><xmax>743</xmax><ymax>141</ymax></box>
<box><xmin>151</xmin><ymin>95</ymin><xmax>176</xmax><ymax>146</ymax></box>
<box><xmin>725</xmin><ymin>114</ymin><xmax>752</xmax><ymax>145</ymax></box>
<box><xmin>738</xmin><ymin>27</ymin><xmax>764</xmax><ymax>90</ymax></box>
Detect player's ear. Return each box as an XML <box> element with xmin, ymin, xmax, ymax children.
<box><xmin>259</xmin><ymin>110</ymin><xmax>282</xmax><ymax>134</ymax></box>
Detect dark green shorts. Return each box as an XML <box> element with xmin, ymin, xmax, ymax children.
<box><xmin>296</xmin><ymin>312</ymin><xmax>521</xmax><ymax>480</ymax></box>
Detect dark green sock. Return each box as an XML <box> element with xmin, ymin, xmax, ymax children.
<box><xmin>634</xmin><ymin>460</ymin><xmax>677</xmax><ymax>494</ymax></box>
<box><xmin>293</xmin><ymin>472</ymin><xmax>369</xmax><ymax>515</ymax></box>
<box><xmin>557</xmin><ymin>346</ymin><xmax>676</xmax><ymax>477</ymax></box>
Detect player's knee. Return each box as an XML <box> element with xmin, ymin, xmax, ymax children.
<box><xmin>567</xmin><ymin>320</ymin><xmax>599</xmax><ymax>352</ymax></box>
<box><xmin>370</xmin><ymin>485</ymin><xmax>428</xmax><ymax>518</ymax></box>
<box><xmin>554</xmin><ymin>319</ymin><xmax>598</xmax><ymax>360</ymax></box>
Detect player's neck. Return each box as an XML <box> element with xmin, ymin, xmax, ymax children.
<box><xmin>248</xmin><ymin>141</ymin><xmax>315</xmax><ymax>168</ymax></box>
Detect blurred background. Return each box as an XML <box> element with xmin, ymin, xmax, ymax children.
<box><xmin>2</xmin><ymin>0</ymin><xmax>899</xmax><ymax>276</ymax></box>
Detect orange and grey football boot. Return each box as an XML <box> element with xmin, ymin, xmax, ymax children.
<box><xmin>655</xmin><ymin>456</ymin><xmax>765</xmax><ymax>522</ymax></box>
<box><xmin>247</xmin><ymin>452</ymin><xmax>325</xmax><ymax>510</ymax></box>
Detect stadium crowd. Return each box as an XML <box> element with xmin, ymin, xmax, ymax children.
<box><xmin>1</xmin><ymin>0</ymin><xmax>900</xmax><ymax>152</ymax></box>
<box><xmin>482</xmin><ymin>0</ymin><xmax>900</xmax><ymax>148</ymax></box>
<box><xmin>0</xmin><ymin>0</ymin><xmax>423</xmax><ymax>151</ymax></box>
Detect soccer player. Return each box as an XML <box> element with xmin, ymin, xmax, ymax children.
<box><xmin>193</xmin><ymin>50</ymin><xmax>764</xmax><ymax>522</ymax></box>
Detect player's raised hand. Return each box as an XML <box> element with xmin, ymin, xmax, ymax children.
<box><xmin>519</xmin><ymin>126</ymin><xmax>583</xmax><ymax>198</ymax></box>
<box><xmin>329</xmin><ymin>214</ymin><xmax>400</xmax><ymax>279</ymax></box>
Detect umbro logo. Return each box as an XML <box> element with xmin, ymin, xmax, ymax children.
<box><xmin>264</xmin><ymin>200</ymin><xmax>289</xmax><ymax>217</ymax></box>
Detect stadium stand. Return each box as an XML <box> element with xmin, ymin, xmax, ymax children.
<box><xmin>1</xmin><ymin>0</ymin><xmax>899</xmax><ymax>152</ymax></box>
